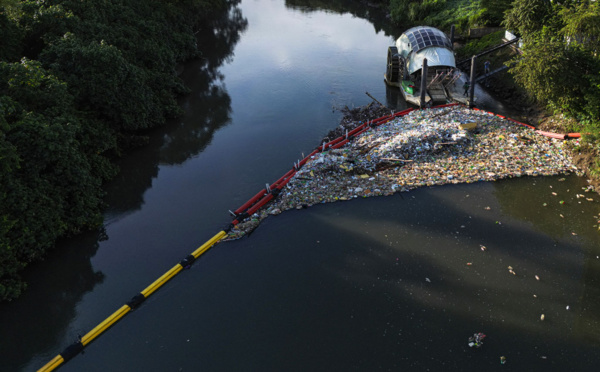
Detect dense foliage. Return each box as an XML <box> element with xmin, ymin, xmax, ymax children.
<box><xmin>504</xmin><ymin>0</ymin><xmax>600</xmax><ymax>172</ymax></box>
<box><xmin>388</xmin><ymin>0</ymin><xmax>600</xmax><ymax>169</ymax></box>
<box><xmin>0</xmin><ymin>0</ymin><xmax>240</xmax><ymax>301</ymax></box>
<box><xmin>389</xmin><ymin>0</ymin><xmax>513</xmax><ymax>32</ymax></box>
<box><xmin>505</xmin><ymin>0</ymin><xmax>600</xmax><ymax>123</ymax></box>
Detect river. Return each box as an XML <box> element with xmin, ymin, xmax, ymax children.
<box><xmin>2</xmin><ymin>1</ymin><xmax>600</xmax><ymax>371</ymax></box>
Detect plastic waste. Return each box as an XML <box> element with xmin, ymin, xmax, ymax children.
<box><xmin>468</xmin><ymin>332</ymin><xmax>486</xmax><ymax>348</ymax></box>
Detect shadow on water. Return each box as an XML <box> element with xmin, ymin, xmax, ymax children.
<box><xmin>159</xmin><ymin>5</ymin><xmax>248</xmax><ymax>165</ymax></box>
<box><xmin>5</xmin><ymin>2</ymin><xmax>600</xmax><ymax>371</ymax></box>
<box><xmin>102</xmin><ymin>7</ymin><xmax>248</xmax><ymax>220</ymax></box>
<box><xmin>222</xmin><ymin>179</ymin><xmax>600</xmax><ymax>370</ymax></box>
<box><xmin>578</xmin><ymin>249</ymin><xmax>600</xmax><ymax>344</ymax></box>
<box><xmin>102</xmin><ymin>73</ymin><xmax>233</xmax><ymax>222</ymax></box>
<box><xmin>0</xmin><ymin>229</ymin><xmax>104</xmax><ymax>371</ymax></box>
<box><xmin>493</xmin><ymin>175</ymin><xmax>599</xmax><ymax>242</ymax></box>
<box><xmin>159</xmin><ymin>68</ymin><xmax>232</xmax><ymax>166</ymax></box>
<box><xmin>0</xmin><ymin>5</ymin><xmax>247</xmax><ymax>372</ymax></box>
<box><xmin>132</xmin><ymin>177</ymin><xmax>600</xmax><ymax>371</ymax></box>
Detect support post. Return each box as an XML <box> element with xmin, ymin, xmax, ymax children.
<box><xmin>450</xmin><ymin>25</ymin><xmax>455</xmax><ymax>45</ymax></box>
<box><xmin>469</xmin><ymin>55</ymin><xmax>476</xmax><ymax>108</ymax></box>
<box><xmin>420</xmin><ymin>58</ymin><xmax>428</xmax><ymax>107</ymax></box>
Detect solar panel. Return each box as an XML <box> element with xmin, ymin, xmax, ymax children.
<box><xmin>404</xmin><ymin>27</ymin><xmax>452</xmax><ymax>53</ymax></box>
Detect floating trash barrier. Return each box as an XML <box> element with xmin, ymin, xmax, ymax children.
<box><xmin>38</xmin><ymin>105</ymin><xmax>583</xmax><ymax>371</ymax></box>
<box><xmin>226</xmin><ymin>105</ymin><xmax>579</xmax><ymax>240</ymax></box>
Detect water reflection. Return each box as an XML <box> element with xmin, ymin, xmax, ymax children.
<box><xmin>160</xmin><ymin>68</ymin><xmax>232</xmax><ymax>165</ymax></box>
<box><xmin>0</xmin><ymin>4</ymin><xmax>248</xmax><ymax>371</ymax></box>
<box><xmin>285</xmin><ymin>0</ymin><xmax>397</xmax><ymax>37</ymax></box>
<box><xmin>578</xmin><ymin>254</ymin><xmax>600</xmax><ymax>345</ymax></box>
<box><xmin>155</xmin><ymin>182</ymin><xmax>600</xmax><ymax>370</ymax></box>
<box><xmin>0</xmin><ymin>229</ymin><xmax>105</xmax><ymax>371</ymax></box>
<box><xmin>103</xmin><ymin>6</ymin><xmax>248</xmax><ymax>219</ymax></box>
<box><xmin>493</xmin><ymin>174</ymin><xmax>600</xmax><ymax>348</ymax></box>
<box><xmin>7</xmin><ymin>1</ymin><xmax>600</xmax><ymax>370</ymax></box>
<box><xmin>160</xmin><ymin>6</ymin><xmax>248</xmax><ymax>164</ymax></box>
<box><xmin>288</xmin><ymin>182</ymin><xmax>600</xmax><ymax>369</ymax></box>
<box><xmin>493</xmin><ymin>174</ymin><xmax>599</xmax><ymax>242</ymax></box>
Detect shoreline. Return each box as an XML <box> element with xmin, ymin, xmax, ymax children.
<box><xmin>226</xmin><ymin>105</ymin><xmax>582</xmax><ymax>240</ymax></box>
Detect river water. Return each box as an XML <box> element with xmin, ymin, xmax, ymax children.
<box><xmin>2</xmin><ymin>1</ymin><xmax>600</xmax><ymax>371</ymax></box>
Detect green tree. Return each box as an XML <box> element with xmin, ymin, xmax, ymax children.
<box><xmin>0</xmin><ymin>0</ymin><xmax>245</xmax><ymax>301</ymax></box>
<box><xmin>0</xmin><ymin>93</ymin><xmax>26</xmax><ymax>301</ymax></box>
<box><xmin>509</xmin><ymin>35</ymin><xmax>586</xmax><ymax>114</ymax></box>
<box><xmin>506</xmin><ymin>0</ymin><xmax>600</xmax><ymax>123</ymax></box>
<box><xmin>390</xmin><ymin>0</ymin><xmax>447</xmax><ymax>26</ymax></box>
<box><xmin>559</xmin><ymin>0</ymin><xmax>600</xmax><ymax>52</ymax></box>
<box><xmin>0</xmin><ymin>9</ymin><xmax>24</xmax><ymax>61</ymax></box>
<box><xmin>41</xmin><ymin>36</ymin><xmax>181</xmax><ymax>134</ymax></box>
<box><xmin>0</xmin><ymin>59</ymin><xmax>107</xmax><ymax>300</ymax></box>
<box><xmin>502</xmin><ymin>0</ymin><xmax>553</xmax><ymax>37</ymax></box>
<box><xmin>478</xmin><ymin>0</ymin><xmax>512</xmax><ymax>26</ymax></box>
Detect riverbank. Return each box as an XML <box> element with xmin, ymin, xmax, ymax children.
<box><xmin>227</xmin><ymin>105</ymin><xmax>581</xmax><ymax>239</ymax></box>
<box><xmin>0</xmin><ymin>0</ymin><xmax>248</xmax><ymax>301</ymax></box>
<box><xmin>482</xmin><ymin>71</ymin><xmax>600</xmax><ymax>191</ymax></box>
<box><xmin>454</xmin><ymin>31</ymin><xmax>600</xmax><ymax>192</ymax></box>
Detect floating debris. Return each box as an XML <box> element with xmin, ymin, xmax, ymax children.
<box><xmin>500</xmin><ymin>356</ymin><xmax>507</xmax><ymax>365</ymax></box>
<box><xmin>540</xmin><ymin>314</ymin><xmax>545</xmax><ymax>321</ymax></box>
<box><xmin>468</xmin><ymin>332</ymin><xmax>486</xmax><ymax>348</ymax></box>
<box><xmin>535</xmin><ymin>275</ymin><xmax>540</xmax><ymax>280</ymax></box>
<box><xmin>227</xmin><ymin>106</ymin><xmax>580</xmax><ymax>239</ymax></box>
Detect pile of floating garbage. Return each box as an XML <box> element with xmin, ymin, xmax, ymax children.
<box><xmin>226</xmin><ymin>105</ymin><xmax>579</xmax><ymax>240</ymax></box>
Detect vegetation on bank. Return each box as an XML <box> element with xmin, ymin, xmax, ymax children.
<box><xmin>504</xmin><ymin>1</ymin><xmax>600</xmax><ymax>130</ymax></box>
<box><xmin>389</xmin><ymin>0</ymin><xmax>512</xmax><ymax>32</ymax></box>
<box><xmin>388</xmin><ymin>0</ymin><xmax>600</xmax><ymax>177</ymax></box>
<box><xmin>0</xmin><ymin>0</ymin><xmax>242</xmax><ymax>301</ymax></box>
<box><xmin>1</xmin><ymin>0</ymin><xmax>598</xmax><ymax>302</ymax></box>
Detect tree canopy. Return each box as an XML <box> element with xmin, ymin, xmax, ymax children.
<box><xmin>389</xmin><ymin>0</ymin><xmax>514</xmax><ymax>32</ymax></box>
<box><xmin>0</xmin><ymin>0</ymin><xmax>243</xmax><ymax>301</ymax></box>
<box><xmin>504</xmin><ymin>0</ymin><xmax>600</xmax><ymax>124</ymax></box>
<box><xmin>386</xmin><ymin>0</ymin><xmax>600</xmax><ymax>141</ymax></box>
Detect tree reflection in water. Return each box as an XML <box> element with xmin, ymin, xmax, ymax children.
<box><xmin>0</xmin><ymin>228</ymin><xmax>105</xmax><ymax>371</ymax></box>
<box><xmin>104</xmin><ymin>6</ymin><xmax>248</xmax><ymax>217</ymax></box>
<box><xmin>0</xmin><ymin>4</ymin><xmax>248</xmax><ymax>372</ymax></box>
<box><xmin>285</xmin><ymin>0</ymin><xmax>397</xmax><ymax>38</ymax></box>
